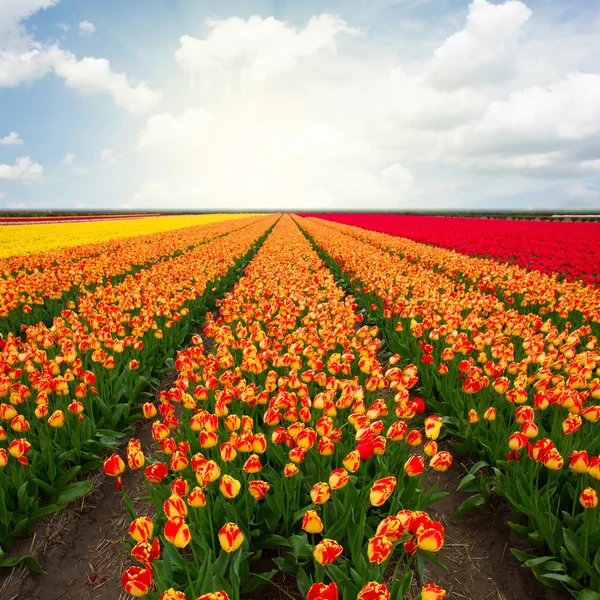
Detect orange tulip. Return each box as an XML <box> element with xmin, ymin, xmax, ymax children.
<box><xmin>430</xmin><ymin>451</ymin><xmax>453</xmax><ymax>472</ymax></box>
<box><xmin>243</xmin><ymin>454</ymin><xmax>262</xmax><ymax>474</ymax></box>
<box><xmin>404</xmin><ymin>454</ymin><xmax>425</xmax><ymax>477</ymax></box>
<box><xmin>421</xmin><ymin>584</ymin><xmax>447</xmax><ymax>600</ymax></box>
<box><xmin>580</xmin><ymin>487</ymin><xmax>598</xmax><ymax>508</ymax></box>
<box><xmin>121</xmin><ymin>566</ymin><xmax>152</xmax><ymax>597</ymax></box>
<box><xmin>164</xmin><ymin>516</ymin><xmax>191</xmax><ymax>548</ymax></box>
<box><xmin>328</xmin><ymin>468</ymin><xmax>349</xmax><ymax>490</ymax></box>
<box><xmin>313</xmin><ymin>539</ymin><xmax>343</xmax><ymax>565</ymax></box>
<box><xmin>310</xmin><ymin>482</ymin><xmax>331</xmax><ymax>505</ymax></box>
<box><xmin>160</xmin><ymin>589</ymin><xmax>187</xmax><ymax>600</ymax></box>
<box><xmin>306</xmin><ymin>582</ymin><xmax>338</xmax><ymax>600</ymax></box>
<box><xmin>129</xmin><ymin>517</ymin><xmax>153</xmax><ymax>542</ymax></box>
<box><xmin>356</xmin><ymin>582</ymin><xmax>390</xmax><ymax>600</ymax></box>
<box><xmin>568</xmin><ymin>450</ymin><xmax>589</xmax><ymax>474</ymax></box>
<box><xmin>195</xmin><ymin>593</ymin><xmax>230</xmax><ymax>600</ymax></box>
<box><xmin>342</xmin><ymin>449</ymin><xmax>360</xmax><ymax>473</ymax></box>
<box><xmin>219</xmin><ymin>475</ymin><xmax>242</xmax><ymax>499</ymax></box>
<box><xmin>302</xmin><ymin>509</ymin><xmax>324</xmax><ymax>534</ymax></box>
<box><xmin>370</xmin><ymin>476</ymin><xmax>397</xmax><ymax>507</ymax></box>
<box><xmin>48</xmin><ymin>410</ymin><xmax>65</xmax><ymax>428</ymax></box>
<box><xmin>164</xmin><ymin>494</ymin><xmax>188</xmax><ymax>519</ymax></box>
<box><xmin>218</xmin><ymin>522</ymin><xmax>244</xmax><ymax>553</ymax></box>
<box><xmin>284</xmin><ymin>463</ymin><xmax>299</xmax><ymax>477</ymax></box>
<box><xmin>145</xmin><ymin>462</ymin><xmax>169</xmax><ymax>484</ymax></box>
<box><xmin>248</xmin><ymin>480</ymin><xmax>270</xmax><ymax>500</ymax></box>
<box><xmin>367</xmin><ymin>535</ymin><xmax>393</xmax><ymax>563</ymax></box>
<box><xmin>188</xmin><ymin>486</ymin><xmax>207</xmax><ymax>508</ymax></box>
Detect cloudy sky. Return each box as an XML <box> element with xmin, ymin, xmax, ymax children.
<box><xmin>0</xmin><ymin>0</ymin><xmax>599</xmax><ymax>212</ymax></box>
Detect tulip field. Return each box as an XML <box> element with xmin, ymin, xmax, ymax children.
<box><xmin>1</xmin><ymin>214</ymin><xmax>599</xmax><ymax>600</ymax></box>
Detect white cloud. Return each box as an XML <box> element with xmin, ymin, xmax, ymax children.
<box><xmin>53</xmin><ymin>53</ymin><xmax>162</xmax><ymax>114</ymax></box>
<box><xmin>137</xmin><ymin>109</ymin><xmax>214</xmax><ymax>153</ymax></box>
<box><xmin>0</xmin><ymin>2</ymin><xmax>161</xmax><ymax>114</ymax></box>
<box><xmin>62</xmin><ymin>152</ymin><xmax>75</xmax><ymax>164</ymax></box>
<box><xmin>0</xmin><ymin>131</ymin><xmax>23</xmax><ymax>145</ymax></box>
<box><xmin>567</xmin><ymin>183</ymin><xmax>600</xmax><ymax>207</ymax></box>
<box><xmin>128</xmin><ymin>4</ymin><xmax>600</xmax><ymax>210</ymax></box>
<box><xmin>99</xmin><ymin>148</ymin><xmax>121</xmax><ymax>164</ymax></box>
<box><xmin>78</xmin><ymin>20</ymin><xmax>95</xmax><ymax>36</ymax></box>
<box><xmin>428</xmin><ymin>0</ymin><xmax>532</xmax><ymax>90</ymax></box>
<box><xmin>0</xmin><ymin>156</ymin><xmax>43</xmax><ymax>181</ymax></box>
<box><xmin>71</xmin><ymin>166</ymin><xmax>88</xmax><ymax>174</ymax></box>
<box><xmin>0</xmin><ymin>192</ymin><xmax>6</xmax><ymax>200</ymax></box>
<box><xmin>57</xmin><ymin>23</ymin><xmax>69</xmax><ymax>33</ymax></box>
<box><xmin>175</xmin><ymin>14</ymin><xmax>359</xmax><ymax>85</ymax></box>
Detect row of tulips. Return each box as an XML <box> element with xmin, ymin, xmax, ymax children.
<box><xmin>0</xmin><ymin>214</ymin><xmax>246</xmax><ymax>261</ymax></box>
<box><xmin>296</xmin><ymin>215</ymin><xmax>600</xmax><ymax>599</ymax></box>
<box><xmin>304</xmin><ymin>214</ymin><xmax>600</xmax><ymax>287</ymax></box>
<box><xmin>304</xmin><ymin>216</ymin><xmax>600</xmax><ymax>336</ymax></box>
<box><xmin>106</xmin><ymin>215</ymin><xmax>449</xmax><ymax>600</ymax></box>
<box><xmin>0</xmin><ymin>216</ymin><xmax>276</xmax><ymax>556</ymax></box>
<box><xmin>0</xmin><ymin>215</ymin><xmax>258</xmax><ymax>334</ymax></box>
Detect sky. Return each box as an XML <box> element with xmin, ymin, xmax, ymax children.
<box><xmin>0</xmin><ymin>0</ymin><xmax>599</xmax><ymax>212</ymax></box>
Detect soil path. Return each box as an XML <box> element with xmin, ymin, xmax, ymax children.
<box><xmin>416</xmin><ymin>459</ymin><xmax>568</xmax><ymax>600</ymax></box>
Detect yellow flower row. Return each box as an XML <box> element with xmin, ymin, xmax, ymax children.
<box><xmin>0</xmin><ymin>214</ymin><xmax>260</xmax><ymax>259</ymax></box>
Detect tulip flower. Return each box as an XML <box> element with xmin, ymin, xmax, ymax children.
<box><xmin>302</xmin><ymin>510</ymin><xmax>324</xmax><ymax>534</ymax></box>
<box><xmin>219</xmin><ymin>475</ymin><xmax>242</xmax><ymax>499</ymax></box>
<box><xmin>376</xmin><ymin>516</ymin><xmax>405</xmax><ymax>542</ymax></box>
<box><xmin>129</xmin><ymin>517</ymin><xmax>153</xmax><ymax>543</ymax></box>
<box><xmin>328</xmin><ymin>468</ymin><xmax>349</xmax><ymax>490</ymax></box>
<box><xmin>367</xmin><ymin>535</ymin><xmax>393</xmax><ymax>563</ymax></box>
<box><xmin>171</xmin><ymin>477</ymin><xmax>190</xmax><ymax>498</ymax></box>
<box><xmin>430</xmin><ymin>451</ymin><xmax>453</xmax><ymax>472</ymax></box>
<box><xmin>121</xmin><ymin>566</ymin><xmax>152</xmax><ymax>597</ymax></box>
<box><xmin>243</xmin><ymin>453</ymin><xmax>262</xmax><ymax>474</ymax></box>
<box><xmin>568</xmin><ymin>450</ymin><xmax>589</xmax><ymax>474</ymax></box>
<box><xmin>580</xmin><ymin>487</ymin><xmax>598</xmax><ymax>509</ymax></box>
<box><xmin>145</xmin><ymin>462</ymin><xmax>169</xmax><ymax>484</ymax></box>
<box><xmin>313</xmin><ymin>539</ymin><xmax>343</xmax><ymax>565</ymax></box>
<box><xmin>48</xmin><ymin>410</ymin><xmax>65</xmax><ymax>428</ymax></box>
<box><xmin>356</xmin><ymin>582</ymin><xmax>390</xmax><ymax>600</ymax></box>
<box><xmin>310</xmin><ymin>482</ymin><xmax>331</xmax><ymax>505</ymax></box>
<box><xmin>404</xmin><ymin>454</ymin><xmax>425</xmax><ymax>477</ymax></box>
<box><xmin>164</xmin><ymin>516</ymin><xmax>191</xmax><ymax>548</ymax></box>
<box><xmin>131</xmin><ymin>538</ymin><xmax>160</xmax><ymax>565</ymax></box>
<box><xmin>164</xmin><ymin>494</ymin><xmax>188</xmax><ymax>519</ymax></box>
<box><xmin>218</xmin><ymin>522</ymin><xmax>244</xmax><ymax>553</ymax></box>
<box><xmin>248</xmin><ymin>480</ymin><xmax>270</xmax><ymax>500</ymax></box>
<box><xmin>370</xmin><ymin>476</ymin><xmax>397</xmax><ymax>507</ymax></box>
<box><xmin>160</xmin><ymin>590</ymin><xmax>186</xmax><ymax>600</ymax></box>
<box><xmin>188</xmin><ymin>486</ymin><xmax>207</xmax><ymax>508</ymax></box>
<box><xmin>195</xmin><ymin>593</ymin><xmax>230</xmax><ymax>600</ymax></box>
<box><xmin>284</xmin><ymin>463</ymin><xmax>299</xmax><ymax>477</ymax></box>
<box><xmin>0</xmin><ymin>448</ymin><xmax>8</xmax><ymax>468</ymax></box>
<box><xmin>343</xmin><ymin>450</ymin><xmax>360</xmax><ymax>473</ymax></box>
<box><xmin>421</xmin><ymin>584</ymin><xmax>447</xmax><ymax>600</ymax></box>
<box><xmin>306</xmin><ymin>582</ymin><xmax>338</xmax><ymax>600</ymax></box>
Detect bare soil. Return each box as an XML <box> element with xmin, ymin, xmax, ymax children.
<box><xmin>417</xmin><ymin>460</ymin><xmax>568</xmax><ymax>600</ymax></box>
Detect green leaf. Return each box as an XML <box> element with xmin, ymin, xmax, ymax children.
<box><xmin>578</xmin><ymin>590</ymin><xmax>600</xmax><ymax>600</ymax></box>
<box><xmin>449</xmin><ymin>494</ymin><xmax>485</xmax><ymax>523</ymax></box>
<box><xmin>0</xmin><ymin>554</ymin><xmax>43</xmax><ymax>573</ymax></box>
<box><xmin>56</xmin><ymin>480</ymin><xmax>93</xmax><ymax>506</ymax></box>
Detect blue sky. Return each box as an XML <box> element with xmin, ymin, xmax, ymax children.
<box><xmin>1</xmin><ymin>0</ymin><xmax>599</xmax><ymax>212</ymax></box>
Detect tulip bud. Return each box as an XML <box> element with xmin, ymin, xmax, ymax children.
<box><xmin>580</xmin><ymin>487</ymin><xmax>598</xmax><ymax>509</ymax></box>
<box><xmin>164</xmin><ymin>516</ymin><xmax>191</xmax><ymax>548</ymax></box>
<box><xmin>218</xmin><ymin>522</ymin><xmax>244</xmax><ymax>553</ymax></box>
<box><xmin>121</xmin><ymin>566</ymin><xmax>152</xmax><ymax>598</ymax></box>
<box><xmin>357</xmin><ymin>582</ymin><xmax>390</xmax><ymax>600</ymax></box>
<box><xmin>313</xmin><ymin>539</ymin><xmax>343</xmax><ymax>565</ymax></box>
<box><xmin>302</xmin><ymin>509</ymin><xmax>323</xmax><ymax>534</ymax></box>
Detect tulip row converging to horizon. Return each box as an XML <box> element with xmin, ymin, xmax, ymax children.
<box><xmin>1</xmin><ymin>212</ymin><xmax>599</xmax><ymax>600</ymax></box>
